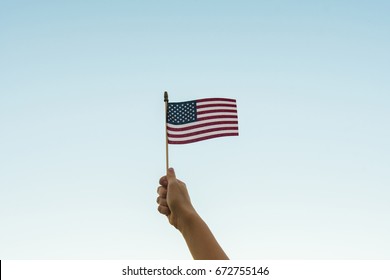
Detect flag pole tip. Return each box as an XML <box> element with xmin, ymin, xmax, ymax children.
<box><xmin>164</xmin><ymin>91</ymin><xmax>169</xmax><ymax>102</ymax></box>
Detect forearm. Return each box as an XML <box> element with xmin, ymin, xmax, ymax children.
<box><xmin>179</xmin><ymin>212</ymin><xmax>229</xmax><ymax>260</ymax></box>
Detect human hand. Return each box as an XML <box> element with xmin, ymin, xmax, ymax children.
<box><xmin>157</xmin><ymin>168</ymin><xmax>197</xmax><ymax>231</ymax></box>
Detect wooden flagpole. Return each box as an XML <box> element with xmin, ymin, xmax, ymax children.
<box><xmin>164</xmin><ymin>91</ymin><xmax>169</xmax><ymax>173</ymax></box>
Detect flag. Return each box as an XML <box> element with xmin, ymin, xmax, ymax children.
<box><xmin>166</xmin><ymin>98</ymin><xmax>239</xmax><ymax>144</ymax></box>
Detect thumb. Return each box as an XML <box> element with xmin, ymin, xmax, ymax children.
<box><xmin>166</xmin><ymin>167</ymin><xmax>177</xmax><ymax>183</ymax></box>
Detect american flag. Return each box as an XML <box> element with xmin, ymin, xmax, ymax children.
<box><xmin>167</xmin><ymin>98</ymin><xmax>239</xmax><ymax>144</ymax></box>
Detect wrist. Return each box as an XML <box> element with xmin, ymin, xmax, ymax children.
<box><xmin>177</xmin><ymin>209</ymin><xmax>201</xmax><ymax>234</ymax></box>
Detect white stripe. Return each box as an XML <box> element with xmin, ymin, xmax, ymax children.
<box><xmin>168</xmin><ymin>129</ymin><xmax>238</xmax><ymax>142</ymax></box>
<box><xmin>197</xmin><ymin>112</ymin><xmax>238</xmax><ymax>118</ymax></box>
<box><xmin>197</xmin><ymin>100</ymin><xmax>236</xmax><ymax>106</ymax></box>
<box><xmin>168</xmin><ymin>124</ymin><xmax>239</xmax><ymax>135</ymax></box>
<box><xmin>167</xmin><ymin>117</ymin><xmax>238</xmax><ymax>129</ymax></box>
<box><xmin>197</xmin><ymin>106</ymin><xmax>237</xmax><ymax>112</ymax></box>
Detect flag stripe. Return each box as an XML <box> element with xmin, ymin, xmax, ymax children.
<box><xmin>197</xmin><ymin>109</ymin><xmax>237</xmax><ymax>115</ymax></box>
<box><xmin>168</xmin><ymin>128</ymin><xmax>238</xmax><ymax>139</ymax></box>
<box><xmin>167</xmin><ymin>118</ymin><xmax>238</xmax><ymax>129</ymax></box>
<box><xmin>198</xmin><ymin>112</ymin><xmax>238</xmax><ymax>119</ymax></box>
<box><xmin>168</xmin><ymin>129</ymin><xmax>238</xmax><ymax>141</ymax></box>
<box><xmin>168</xmin><ymin>133</ymin><xmax>239</xmax><ymax>144</ymax></box>
<box><xmin>167</xmin><ymin>120</ymin><xmax>238</xmax><ymax>131</ymax></box>
<box><xmin>197</xmin><ymin>101</ymin><xmax>236</xmax><ymax>107</ymax></box>
<box><xmin>197</xmin><ymin>115</ymin><xmax>238</xmax><ymax>122</ymax></box>
<box><xmin>197</xmin><ymin>103</ymin><xmax>237</xmax><ymax>109</ymax></box>
<box><xmin>168</xmin><ymin>125</ymin><xmax>239</xmax><ymax>137</ymax></box>
<box><xmin>197</xmin><ymin>98</ymin><xmax>236</xmax><ymax>103</ymax></box>
<box><xmin>197</xmin><ymin>106</ymin><xmax>237</xmax><ymax>112</ymax></box>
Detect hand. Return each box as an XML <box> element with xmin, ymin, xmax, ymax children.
<box><xmin>156</xmin><ymin>167</ymin><xmax>229</xmax><ymax>259</ymax></box>
<box><xmin>157</xmin><ymin>168</ymin><xmax>197</xmax><ymax>231</ymax></box>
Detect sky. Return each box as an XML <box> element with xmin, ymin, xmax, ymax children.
<box><xmin>1</xmin><ymin>0</ymin><xmax>389</xmax><ymax>259</ymax></box>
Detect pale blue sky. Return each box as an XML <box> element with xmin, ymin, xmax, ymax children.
<box><xmin>1</xmin><ymin>0</ymin><xmax>389</xmax><ymax>259</ymax></box>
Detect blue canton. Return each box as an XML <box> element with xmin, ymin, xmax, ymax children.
<box><xmin>167</xmin><ymin>101</ymin><xmax>197</xmax><ymax>125</ymax></box>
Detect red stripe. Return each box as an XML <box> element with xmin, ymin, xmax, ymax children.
<box><xmin>168</xmin><ymin>127</ymin><xmax>238</xmax><ymax>138</ymax></box>
<box><xmin>197</xmin><ymin>109</ymin><xmax>237</xmax><ymax>115</ymax></box>
<box><xmin>197</xmin><ymin>115</ymin><xmax>238</xmax><ymax>121</ymax></box>
<box><xmin>168</xmin><ymin>133</ymin><xmax>239</xmax><ymax>144</ymax></box>
<box><xmin>197</xmin><ymin>98</ymin><xmax>236</xmax><ymax>103</ymax></box>
<box><xmin>197</xmin><ymin>103</ymin><xmax>237</xmax><ymax>109</ymax></box>
<box><xmin>167</xmin><ymin>120</ymin><xmax>238</xmax><ymax>132</ymax></box>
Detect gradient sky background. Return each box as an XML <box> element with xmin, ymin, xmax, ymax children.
<box><xmin>1</xmin><ymin>0</ymin><xmax>389</xmax><ymax>259</ymax></box>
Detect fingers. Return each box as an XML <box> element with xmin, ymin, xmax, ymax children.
<box><xmin>157</xmin><ymin>195</ymin><xmax>170</xmax><ymax>216</ymax></box>
<box><xmin>156</xmin><ymin>196</ymin><xmax>168</xmax><ymax>207</ymax></box>
<box><xmin>157</xmin><ymin>186</ymin><xmax>167</xmax><ymax>198</ymax></box>
<box><xmin>158</xmin><ymin>205</ymin><xmax>171</xmax><ymax>216</ymax></box>
<box><xmin>157</xmin><ymin>168</ymin><xmax>176</xmax><ymax>217</ymax></box>
<box><xmin>159</xmin><ymin>176</ymin><xmax>168</xmax><ymax>187</ymax></box>
<box><xmin>157</xmin><ymin>185</ymin><xmax>169</xmax><ymax>216</ymax></box>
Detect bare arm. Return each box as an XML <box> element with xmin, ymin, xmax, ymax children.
<box><xmin>157</xmin><ymin>168</ymin><xmax>229</xmax><ymax>260</ymax></box>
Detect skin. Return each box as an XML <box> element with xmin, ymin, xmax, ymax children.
<box><xmin>157</xmin><ymin>167</ymin><xmax>229</xmax><ymax>260</ymax></box>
